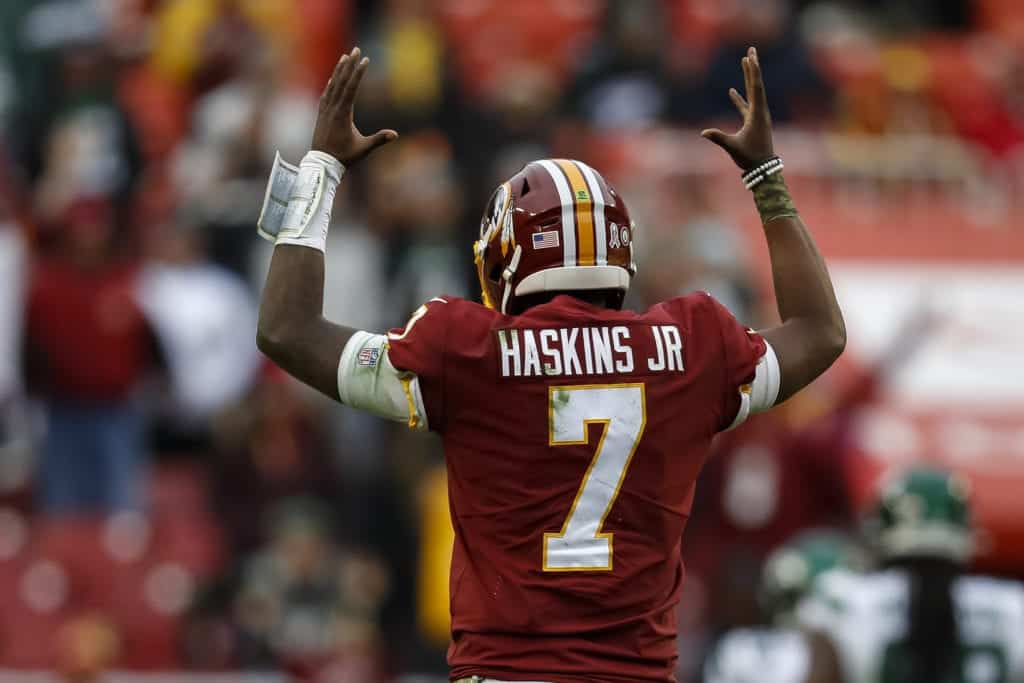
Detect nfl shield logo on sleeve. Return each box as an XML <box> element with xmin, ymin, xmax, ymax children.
<box><xmin>357</xmin><ymin>346</ymin><xmax>380</xmax><ymax>367</ymax></box>
<box><xmin>532</xmin><ymin>230</ymin><xmax>560</xmax><ymax>250</ymax></box>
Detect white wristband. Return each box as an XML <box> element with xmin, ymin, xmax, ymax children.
<box><xmin>275</xmin><ymin>151</ymin><xmax>345</xmax><ymax>252</ymax></box>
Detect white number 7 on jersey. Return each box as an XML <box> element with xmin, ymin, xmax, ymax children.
<box><xmin>544</xmin><ymin>384</ymin><xmax>647</xmax><ymax>571</ymax></box>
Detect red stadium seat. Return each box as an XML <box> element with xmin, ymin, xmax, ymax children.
<box><xmin>106</xmin><ymin>561</ymin><xmax>193</xmax><ymax>669</ymax></box>
<box><xmin>150</xmin><ymin>515</ymin><xmax>225</xmax><ymax>576</ymax></box>
<box><xmin>148</xmin><ymin>464</ymin><xmax>210</xmax><ymax>520</ymax></box>
<box><xmin>0</xmin><ymin>608</ymin><xmax>67</xmax><ymax>668</ymax></box>
<box><xmin>148</xmin><ymin>464</ymin><xmax>226</xmax><ymax>575</ymax></box>
<box><xmin>2</xmin><ymin>470</ymin><xmax>228</xmax><ymax>668</ymax></box>
<box><xmin>665</xmin><ymin>0</ymin><xmax>729</xmax><ymax>60</ymax></box>
<box><xmin>0</xmin><ymin>558</ymin><xmax>72</xmax><ymax>667</ymax></box>
<box><xmin>436</xmin><ymin>0</ymin><xmax>603</xmax><ymax>95</ymax></box>
<box><xmin>31</xmin><ymin>517</ymin><xmax>113</xmax><ymax>611</ymax></box>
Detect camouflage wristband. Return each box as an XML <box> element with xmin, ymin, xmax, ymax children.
<box><xmin>753</xmin><ymin>173</ymin><xmax>798</xmax><ymax>224</ymax></box>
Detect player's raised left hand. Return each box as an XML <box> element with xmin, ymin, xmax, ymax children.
<box><xmin>311</xmin><ymin>47</ymin><xmax>398</xmax><ymax>166</ymax></box>
<box><xmin>701</xmin><ymin>46</ymin><xmax>774</xmax><ymax>171</ymax></box>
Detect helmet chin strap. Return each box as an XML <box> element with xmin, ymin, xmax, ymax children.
<box><xmin>500</xmin><ymin>245</ymin><xmax>523</xmax><ymax>314</ymax></box>
<box><xmin>628</xmin><ymin>220</ymin><xmax>639</xmax><ymax>276</ymax></box>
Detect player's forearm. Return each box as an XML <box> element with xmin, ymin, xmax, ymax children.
<box><xmin>255</xmin><ymin>148</ymin><xmax>358</xmax><ymax>400</ymax></box>
<box><xmin>765</xmin><ymin>214</ymin><xmax>844</xmax><ymax>340</ymax></box>
<box><xmin>256</xmin><ymin>50</ymin><xmax>396</xmax><ymax>402</ymax></box>
<box><xmin>757</xmin><ymin>177</ymin><xmax>846</xmax><ymax>400</ymax></box>
<box><xmin>256</xmin><ymin>245</ymin><xmax>355</xmax><ymax>400</ymax></box>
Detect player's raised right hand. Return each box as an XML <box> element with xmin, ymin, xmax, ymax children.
<box><xmin>701</xmin><ymin>46</ymin><xmax>775</xmax><ymax>171</ymax></box>
<box><xmin>311</xmin><ymin>46</ymin><xmax>398</xmax><ymax>166</ymax></box>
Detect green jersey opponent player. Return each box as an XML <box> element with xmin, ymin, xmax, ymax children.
<box><xmin>799</xmin><ymin>467</ymin><xmax>1024</xmax><ymax>683</ymax></box>
<box><xmin>255</xmin><ymin>46</ymin><xmax>845</xmax><ymax>682</ymax></box>
<box><xmin>705</xmin><ymin>529</ymin><xmax>860</xmax><ymax>683</ymax></box>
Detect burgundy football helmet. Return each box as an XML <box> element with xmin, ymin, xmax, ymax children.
<box><xmin>474</xmin><ymin>159</ymin><xmax>637</xmax><ymax>313</ymax></box>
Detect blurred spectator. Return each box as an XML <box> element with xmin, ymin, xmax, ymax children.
<box><xmin>151</xmin><ymin>0</ymin><xmax>292</xmax><ymax>93</ymax></box>
<box><xmin>4</xmin><ymin>4</ymin><xmax>142</xmax><ymax>215</ymax></box>
<box><xmin>0</xmin><ymin>55</ymin><xmax>14</xmax><ymax>136</ymax></box>
<box><xmin>635</xmin><ymin>173</ymin><xmax>755</xmax><ymax>319</ymax></box>
<box><xmin>227</xmin><ymin>497</ymin><xmax>391</xmax><ymax>678</ymax></box>
<box><xmin>136</xmin><ymin>218</ymin><xmax>259</xmax><ymax>439</ymax></box>
<box><xmin>0</xmin><ymin>210</ymin><xmax>26</xmax><ymax>411</ymax></box>
<box><xmin>685</xmin><ymin>402</ymin><xmax>856</xmax><ymax>597</ymax></box>
<box><xmin>675</xmin><ymin>394</ymin><xmax>856</xmax><ymax>679</ymax></box>
<box><xmin>321</xmin><ymin>182</ymin><xmax>388</xmax><ymax>335</ymax></box>
<box><xmin>857</xmin><ymin>0</ymin><xmax>971</xmax><ymax>30</ymax></box>
<box><xmin>0</xmin><ymin>207</ymin><xmax>28</xmax><ymax>501</ymax></box>
<box><xmin>565</xmin><ymin>0</ymin><xmax>675</xmax><ymax>130</ymax></box>
<box><xmin>235</xmin><ymin>499</ymin><xmax>339</xmax><ymax>665</ymax></box>
<box><xmin>700</xmin><ymin>0</ymin><xmax>831</xmax><ymax>124</ymax></box>
<box><xmin>171</xmin><ymin>38</ymin><xmax>311</xmax><ymax>280</ymax></box>
<box><xmin>291</xmin><ymin>0</ymin><xmax>353</xmax><ymax>91</ymax></box>
<box><xmin>356</xmin><ymin>0</ymin><xmax>455</xmax><ymax>133</ymax></box>
<box><xmin>451</xmin><ymin>63</ymin><xmax>559</xmax><ymax>222</ymax></box>
<box><xmin>416</xmin><ymin>464</ymin><xmax>452</xmax><ymax>649</ymax></box>
<box><xmin>685</xmin><ymin>300</ymin><xmax>939</xmax><ymax>648</ymax></box>
<box><xmin>371</xmin><ymin>133</ymin><xmax>468</xmax><ymax>320</ymax></box>
<box><xmin>25</xmin><ymin>196</ymin><xmax>154</xmax><ymax>514</ymax></box>
<box><xmin>211</xmin><ymin>373</ymin><xmax>342</xmax><ymax>556</ymax></box>
<box><xmin>932</xmin><ymin>40</ymin><xmax>1024</xmax><ymax>157</ymax></box>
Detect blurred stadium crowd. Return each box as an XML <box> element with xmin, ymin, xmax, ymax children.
<box><xmin>0</xmin><ymin>0</ymin><xmax>1023</xmax><ymax>680</ymax></box>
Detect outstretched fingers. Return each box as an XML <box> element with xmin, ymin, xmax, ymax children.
<box><xmin>341</xmin><ymin>56</ymin><xmax>370</xmax><ymax>111</ymax></box>
<box><xmin>741</xmin><ymin>54</ymin><xmax>753</xmax><ymax>104</ymax></box>
<box><xmin>729</xmin><ymin>87</ymin><xmax>750</xmax><ymax>119</ymax></box>
<box><xmin>322</xmin><ymin>55</ymin><xmax>348</xmax><ymax>106</ymax></box>
<box><xmin>336</xmin><ymin>48</ymin><xmax>359</xmax><ymax>99</ymax></box>
<box><xmin>324</xmin><ymin>48</ymin><xmax>359</xmax><ymax>107</ymax></box>
<box><xmin>747</xmin><ymin>47</ymin><xmax>768</xmax><ymax>114</ymax></box>
<box><xmin>700</xmin><ymin>127</ymin><xmax>733</xmax><ymax>150</ymax></box>
<box><xmin>702</xmin><ymin>84</ymin><xmax>748</xmax><ymax>146</ymax></box>
<box><xmin>366</xmin><ymin>128</ymin><xmax>400</xmax><ymax>152</ymax></box>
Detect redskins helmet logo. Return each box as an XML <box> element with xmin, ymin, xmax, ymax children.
<box><xmin>500</xmin><ymin>194</ymin><xmax>515</xmax><ymax>256</ymax></box>
<box><xmin>480</xmin><ymin>184</ymin><xmax>508</xmax><ymax>242</ymax></box>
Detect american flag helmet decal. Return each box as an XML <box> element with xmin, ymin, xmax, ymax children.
<box><xmin>532</xmin><ymin>230</ymin><xmax>560</xmax><ymax>250</ymax></box>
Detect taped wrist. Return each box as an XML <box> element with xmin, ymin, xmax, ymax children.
<box><xmin>275</xmin><ymin>151</ymin><xmax>345</xmax><ymax>252</ymax></box>
<box><xmin>753</xmin><ymin>173</ymin><xmax>798</xmax><ymax>225</ymax></box>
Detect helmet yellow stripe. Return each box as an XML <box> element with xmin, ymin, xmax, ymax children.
<box><xmin>536</xmin><ymin>160</ymin><xmax>577</xmax><ymax>267</ymax></box>
<box><xmin>554</xmin><ymin>159</ymin><xmax>596</xmax><ymax>267</ymax></box>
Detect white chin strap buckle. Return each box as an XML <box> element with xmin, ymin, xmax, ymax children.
<box><xmin>500</xmin><ymin>245</ymin><xmax>523</xmax><ymax>314</ymax></box>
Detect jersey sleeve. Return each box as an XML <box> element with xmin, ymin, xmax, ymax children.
<box><xmin>705</xmin><ymin>294</ymin><xmax>780</xmax><ymax>431</ymax></box>
<box><xmin>336</xmin><ymin>297</ymin><xmax>448</xmax><ymax>431</ymax></box>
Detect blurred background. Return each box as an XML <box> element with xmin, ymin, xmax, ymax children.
<box><xmin>0</xmin><ymin>0</ymin><xmax>1023</xmax><ymax>681</ymax></box>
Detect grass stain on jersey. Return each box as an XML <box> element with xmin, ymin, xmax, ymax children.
<box><xmin>552</xmin><ymin>389</ymin><xmax>571</xmax><ymax>410</ymax></box>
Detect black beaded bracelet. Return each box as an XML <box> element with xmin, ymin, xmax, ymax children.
<box><xmin>742</xmin><ymin>156</ymin><xmax>784</xmax><ymax>190</ymax></box>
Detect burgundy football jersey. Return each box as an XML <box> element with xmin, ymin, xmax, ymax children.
<box><xmin>387</xmin><ymin>292</ymin><xmax>767</xmax><ymax>682</ymax></box>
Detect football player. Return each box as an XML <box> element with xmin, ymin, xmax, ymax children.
<box><xmin>798</xmin><ymin>467</ymin><xmax>1024</xmax><ymax>683</ymax></box>
<box><xmin>256</xmin><ymin>46</ymin><xmax>846</xmax><ymax>682</ymax></box>
<box><xmin>704</xmin><ymin>530</ymin><xmax>858</xmax><ymax>683</ymax></box>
